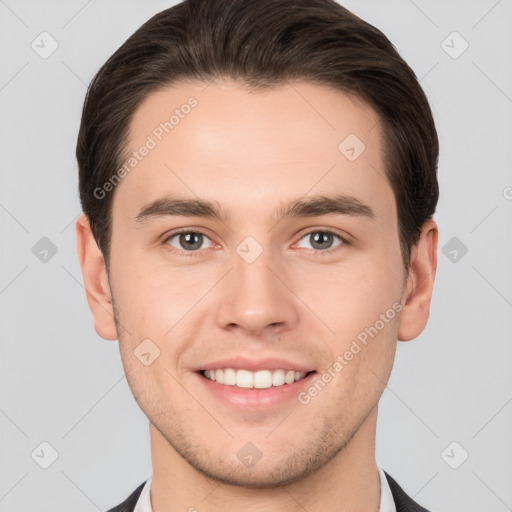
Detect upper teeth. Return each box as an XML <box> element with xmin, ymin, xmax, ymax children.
<box><xmin>203</xmin><ymin>369</ymin><xmax>308</xmax><ymax>389</ymax></box>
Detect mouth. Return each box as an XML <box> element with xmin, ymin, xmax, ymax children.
<box><xmin>194</xmin><ymin>367</ymin><xmax>318</xmax><ymax>410</ymax></box>
<box><xmin>192</xmin><ymin>355</ymin><xmax>318</xmax><ymax>410</ymax></box>
<box><xmin>199</xmin><ymin>368</ymin><xmax>316</xmax><ymax>389</ymax></box>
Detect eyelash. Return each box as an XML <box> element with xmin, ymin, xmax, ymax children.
<box><xmin>162</xmin><ymin>228</ymin><xmax>349</xmax><ymax>258</ymax></box>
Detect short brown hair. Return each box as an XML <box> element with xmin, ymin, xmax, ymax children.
<box><xmin>76</xmin><ymin>0</ymin><xmax>439</xmax><ymax>270</ymax></box>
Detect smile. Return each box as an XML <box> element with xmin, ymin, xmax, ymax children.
<box><xmin>202</xmin><ymin>368</ymin><xmax>312</xmax><ymax>389</ymax></box>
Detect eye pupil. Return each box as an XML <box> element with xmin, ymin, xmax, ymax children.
<box><xmin>180</xmin><ymin>232</ymin><xmax>202</xmax><ymax>250</ymax></box>
<box><xmin>311</xmin><ymin>231</ymin><xmax>333</xmax><ymax>250</ymax></box>
<box><xmin>169</xmin><ymin>230</ymin><xmax>341</xmax><ymax>255</ymax></box>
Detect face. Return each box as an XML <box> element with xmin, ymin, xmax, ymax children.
<box><xmin>80</xmin><ymin>78</ymin><xmax>432</xmax><ymax>488</ymax></box>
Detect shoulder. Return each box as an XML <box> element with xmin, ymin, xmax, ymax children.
<box><xmin>384</xmin><ymin>471</ymin><xmax>431</xmax><ymax>512</ymax></box>
<box><xmin>105</xmin><ymin>481</ymin><xmax>146</xmax><ymax>512</ymax></box>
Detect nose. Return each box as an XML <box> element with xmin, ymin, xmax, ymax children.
<box><xmin>215</xmin><ymin>245</ymin><xmax>300</xmax><ymax>337</ymax></box>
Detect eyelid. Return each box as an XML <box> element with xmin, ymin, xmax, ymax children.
<box><xmin>162</xmin><ymin>227</ymin><xmax>217</xmax><ymax>257</ymax></box>
<box><xmin>162</xmin><ymin>227</ymin><xmax>350</xmax><ymax>256</ymax></box>
<box><xmin>292</xmin><ymin>228</ymin><xmax>349</xmax><ymax>252</ymax></box>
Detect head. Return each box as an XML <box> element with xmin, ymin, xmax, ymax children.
<box><xmin>76</xmin><ymin>0</ymin><xmax>438</xmax><ymax>488</ymax></box>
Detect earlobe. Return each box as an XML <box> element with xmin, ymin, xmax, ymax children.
<box><xmin>75</xmin><ymin>213</ymin><xmax>118</xmax><ymax>341</ymax></box>
<box><xmin>397</xmin><ymin>219</ymin><xmax>438</xmax><ymax>342</ymax></box>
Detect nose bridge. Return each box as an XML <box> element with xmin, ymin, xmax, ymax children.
<box><xmin>216</xmin><ymin>236</ymin><xmax>299</xmax><ymax>334</ymax></box>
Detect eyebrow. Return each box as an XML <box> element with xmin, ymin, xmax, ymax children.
<box><xmin>134</xmin><ymin>193</ymin><xmax>375</xmax><ymax>224</ymax></box>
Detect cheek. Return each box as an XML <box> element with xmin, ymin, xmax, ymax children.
<box><xmin>109</xmin><ymin>251</ymin><xmax>177</xmax><ymax>325</ymax></box>
<box><xmin>322</xmin><ymin>313</ymin><xmax>398</xmax><ymax>416</ymax></box>
<box><xmin>294</xmin><ymin>254</ymin><xmax>402</xmax><ymax>337</ymax></box>
<box><xmin>110</xmin><ymin>260</ymin><xmax>207</xmax><ymax>374</ymax></box>
<box><xmin>297</xmin><ymin>252</ymin><xmax>401</xmax><ymax>399</ymax></box>
<box><xmin>118</xmin><ymin>344</ymin><xmax>182</xmax><ymax>422</ymax></box>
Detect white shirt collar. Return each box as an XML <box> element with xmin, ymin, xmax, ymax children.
<box><xmin>378</xmin><ymin>466</ymin><xmax>397</xmax><ymax>512</ymax></box>
<box><xmin>133</xmin><ymin>475</ymin><xmax>151</xmax><ymax>512</ymax></box>
<box><xmin>135</xmin><ymin>466</ymin><xmax>396</xmax><ymax>512</ymax></box>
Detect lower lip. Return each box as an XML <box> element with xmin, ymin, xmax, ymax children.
<box><xmin>195</xmin><ymin>371</ymin><xmax>317</xmax><ymax>410</ymax></box>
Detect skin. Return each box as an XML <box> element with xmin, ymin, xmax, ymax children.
<box><xmin>76</xmin><ymin>78</ymin><xmax>437</xmax><ymax>512</ymax></box>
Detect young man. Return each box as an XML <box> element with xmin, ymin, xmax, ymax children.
<box><xmin>75</xmin><ymin>0</ymin><xmax>438</xmax><ymax>510</ymax></box>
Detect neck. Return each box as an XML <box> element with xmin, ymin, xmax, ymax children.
<box><xmin>149</xmin><ymin>406</ymin><xmax>381</xmax><ymax>512</ymax></box>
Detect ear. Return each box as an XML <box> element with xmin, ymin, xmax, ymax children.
<box><xmin>398</xmin><ymin>218</ymin><xmax>438</xmax><ymax>341</ymax></box>
<box><xmin>75</xmin><ymin>213</ymin><xmax>118</xmax><ymax>341</ymax></box>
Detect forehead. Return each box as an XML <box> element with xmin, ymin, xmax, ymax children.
<box><xmin>112</xmin><ymin>79</ymin><xmax>395</xmax><ymax>227</ymax></box>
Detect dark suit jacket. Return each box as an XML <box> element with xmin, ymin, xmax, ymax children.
<box><xmin>106</xmin><ymin>471</ymin><xmax>430</xmax><ymax>511</ymax></box>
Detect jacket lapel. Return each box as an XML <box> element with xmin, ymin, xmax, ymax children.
<box><xmin>106</xmin><ymin>481</ymin><xmax>146</xmax><ymax>512</ymax></box>
<box><xmin>384</xmin><ymin>471</ymin><xmax>431</xmax><ymax>512</ymax></box>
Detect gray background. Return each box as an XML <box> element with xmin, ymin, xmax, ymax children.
<box><xmin>1</xmin><ymin>0</ymin><xmax>511</xmax><ymax>510</ymax></box>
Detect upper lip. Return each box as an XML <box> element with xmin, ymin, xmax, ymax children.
<box><xmin>195</xmin><ymin>357</ymin><xmax>316</xmax><ymax>373</ymax></box>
